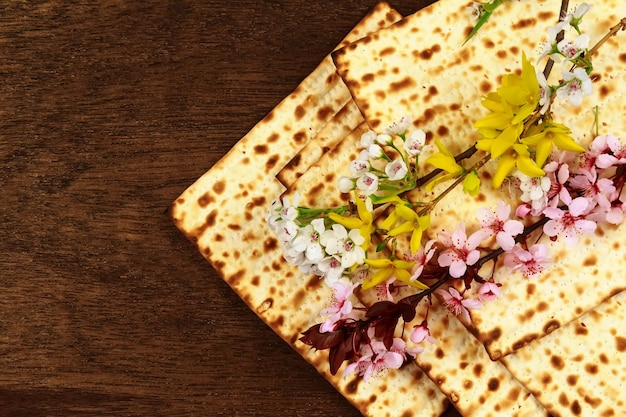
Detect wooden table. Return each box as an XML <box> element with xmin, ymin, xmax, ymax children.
<box><xmin>1</xmin><ymin>1</ymin><xmax>461</xmax><ymax>415</ymax></box>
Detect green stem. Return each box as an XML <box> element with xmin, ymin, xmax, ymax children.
<box><xmin>417</xmin><ymin>154</ymin><xmax>490</xmax><ymax>216</ymax></box>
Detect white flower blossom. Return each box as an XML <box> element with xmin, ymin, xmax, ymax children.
<box><xmin>291</xmin><ymin>218</ymin><xmax>326</xmax><ymax>262</ymax></box>
<box><xmin>556</xmin><ymin>67</ymin><xmax>592</xmax><ymax>106</ymax></box>
<box><xmin>536</xmin><ymin>70</ymin><xmax>552</xmax><ymax>114</ymax></box>
<box><xmin>556</xmin><ymin>33</ymin><xmax>589</xmax><ymax>60</ymax></box>
<box><xmin>367</xmin><ymin>143</ymin><xmax>385</xmax><ymax>159</ymax></box>
<box><xmin>537</xmin><ymin>25</ymin><xmax>563</xmax><ymax>63</ymax></box>
<box><xmin>360</xmin><ymin>130</ymin><xmax>377</xmax><ymax>148</ymax></box>
<box><xmin>404</xmin><ymin>129</ymin><xmax>426</xmax><ymax>155</ymax></box>
<box><xmin>376</xmin><ymin>133</ymin><xmax>393</xmax><ymax>146</ymax></box>
<box><xmin>516</xmin><ymin>171</ymin><xmax>551</xmax><ymax>212</ymax></box>
<box><xmin>276</xmin><ymin>219</ymin><xmax>299</xmax><ymax>244</ymax></box>
<box><xmin>317</xmin><ymin>255</ymin><xmax>344</xmax><ymax>284</ymax></box>
<box><xmin>384</xmin><ymin>115</ymin><xmax>413</xmax><ymax>135</ymax></box>
<box><xmin>266</xmin><ymin>192</ymin><xmax>300</xmax><ymax>228</ymax></box>
<box><xmin>338</xmin><ymin>176</ymin><xmax>355</xmax><ymax>193</ymax></box>
<box><xmin>349</xmin><ymin>158</ymin><xmax>370</xmax><ymax>176</ymax></box>
<box><xmin>466</xmin><ymin>2</ymin><xmax>483</xmax><ymax>23</ymax></box>
<box><xmin>561</xmin><ymin>3</ymin><xmax>591</xmax><ymax>32</ymax></box>
<box><xmin>356</xmin><ymin>172</ymin><xmax>379</xmax><ymax>195</ymax></box>
<box><xmin>320</xmin><ymin>224</ymin><xmax>349</xmax><ymax>255</ymax></box>
<box><xmin>384</xmin><ymin>159</ymin><xmax>408</xmax><ymax>180</ymax></box>
<box><xmin>340</xmin><ymin>229</ymin><xmax>365</xmax><ymax>269</ymax></box>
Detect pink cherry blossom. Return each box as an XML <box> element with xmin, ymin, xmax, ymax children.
<box><xmin>375</xmin><ymin>277</ymin><xmax>399</xmax><ymax>302</ymax></box>
<box><xmin>593</xmin><ymin>134</ymin><xmax>626</xmax><ymax>168</ymax></box>
<box><xmin>478</xmin><ymin>281</ymin><xmax>501</xmax><ymax>301</ymax></box>
<box><xmin>569</xmin><ymin>168</ymin><xmax>615</xmax><ymax>209</ymax></box>
<box><xmin>543</xmin><ymin>197</ymin><xmax>597</xmax><ymax>246</ymax></box>
<box><xmin>404</xmin><ymin>239</ymin><xmax>436</xmax><ymax>281</ymax></box>
<box><xmin>410</xmin><ymin>320</ymin><xmax>435</xmax><ymax>344</ymax></box>
<box><xmin>544</xmin><ymin>152</ymin><xmax>574</xmax><ymax>206</ymax></box>
<box><xmin>343</xmin><ymin>339</ymin><xmax>404</xmax><ymax>381</ymax></box>
<box><xmin>437</xmin><ymin>224</ymin><xmax>482</xmax><ymax>278</ymax></box>
<box><xmin>504</xmin><ymin>244</ymin><xmax>552</xmax><ymax>278</ymax></box>
<box><xmin>475</xmin><ymin>201</ymin><xmax>524</xmax><ymax>251</ymax></box>
<box><xmin>435</xmin><ymin>287</ymin><xmax>482</xmax><ymax>323</ymax></box>
<box><xmin>320</xmin><ymin>280</ymin><xmax>358</xmax><ymax>333</ymax></box>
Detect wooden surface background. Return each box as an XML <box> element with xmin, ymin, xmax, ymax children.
<box><xmin>1</xmin><ymin>1</ymin><xmax>463</xmax><ymax>415</ymax></box>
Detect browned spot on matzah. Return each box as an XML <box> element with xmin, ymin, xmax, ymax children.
<box><xmin>513</xmin><ymin>17</ymin><xmax>536</xmax><ymax>29</ymax></box>
<box><xmin>251</xmin><ymin>275</ymin><xmax>260</xmax><ymax>286</ymax></box>
<box><xmin>616</xmin><ymin>336</ymin><xmax>626</xmax><ymax>351</ymax></box>
<box><xmin>254</xmin><ymin>144</ymin><xmax>268</xmax><ymax>154</ymax></box>
<box><xmin>265</xmin><ymin>154</ymin><xmax>279</xmax><ymax>172</ymax></box>
<box><xmin>206</xmin><ymin>210</ymin><xmax>217</xmax><ymax>227</ymax></box>
<box><xmin>575</xmin><ymin>323</ymin><xmax>588</xmax><ymax>335</ymax></box>
<box><xmin>263</xmin><ymin>237</ymin><xmax>277</xmax><ymax>252</ymax></box>
<box><xmin>362</xmin><ymin>73</ymin><xmax>375</xmax><ymax>82</ymax></box>
<box><xmin>473</xmin><ymin>363</ymin><xmax>483</xmax><ymax>377</ymax></box>
<box><xmin>487</xmin><ymin>377</ymin><xmax>499</xmax><ymax>391</ymax></box>
<box><xmin>584</xmin><ymin>395</ymin><xmax>602</xmax><ymax>407</ymax></box>
<box><xmin>197</xmin><ymin>192</ymin><xmax>214</xmax><ymax>207</ymax></box>
<box><xmin>390</xmin><ymin>76</ymin><xmax>416</xmax><ymax>91</ymax></box>
<box><xmin>294</xmin><ymin>105</ymin><xmax>305</xmax><ymax>120</ymax></box>
<box><xmin>267</xmin><ymin>132</ymin><xmax>279</xmax><ymax>143</ymax></box>
<box><xmin>380</xmin><ymin>46</ymin><xmax>396</xmax><ymax>56</ymax></box>
<box><xmin>551</xmin><ymin>355</ymin><xmax>565</xmax><ymax>370</ymax></box>
<box><xmin>567</xmin><ymin>374</ymin><xmax>579</xmax><ymax>386</ymax></box>
<box><xmin>538</xmin><ymin>10</ymin><xmax>555</xmax><ymax>21</ymax></box>
<box><xmin>543</xmin><ymin>319</ymin><xmax>560</xmax><ymax>334</ymax></box>
<box><xmin>317</xmin><ymin>105</ymin><xmax>334</xmax><ymax>121</ymax></box>
<box><xmin>227</xmin><ymin>269</ymin><xmax>246</xmax><ymax>285</ymax></box>
<box><xmin>480</xmin><ymin>80</ymin><xmax>492</xmax><ymax>93</ymax></box>
<box><xmin>212</xmin><ymin>180</ymin><xmax>225</xmax><ymax>194</ymax></box>
<box><xmin>293</xmin><ymin>130</ymin><xmax>306</xmax><ymax>143</ymax></box>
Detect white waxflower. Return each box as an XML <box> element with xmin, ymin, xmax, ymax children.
<box><xmin>320</xmin><ymin>224</ymin><xmax>349</xmax><ymax>255</ymax></box>
<box><xmin>515</xmin><ymin>171</ymin><xmax>551</xmax><ymax>211</ymax></box>
<box><xmin>291</xmin><ymin>218</ymin><xmax>326</xmax><ymax>262</ymax></box>
<box><xmin>384</xmin><ymin>159</ymin><xmax>408</xmax><ymax>181</ymax></box>
<box><xmin>338</xmin><ymin>176</ymin><xmax>355</xmax><ymax>193</ymax></box>
<box><xmin>557</xmin><ymin>33</ymin><xmax>589</xmax><ymax>60</ymax></box>
<box><xmin>376</xmin><ymin>133</ymin><xmax>393</xmax><ymax>146</ymax></box>
<box><xmin>562</xmin><ymin>3</ymin><xmax>591</xmax><ymax>32</ymax></box>
<box><xmin>384</xmin><ymin>115</ymin><xmax>413</xmax><ymax>135</ymax></box>
<box><xmin>404</xmin><ymin>129</ymin><xmax>426</xmax><ymax>156</ymax></box>
<box><xmin>356</xmin><ymin>172</ymin><xmax>379</xmax><ymax>195</ymax></box>
<box><xmin>556</xmin><ymin>67</ymin><xmax>592</xmax><ymax>106</ymax></box>
<box><xmin>536</xmin><ymin>70</ymin><xmax>552</xmax><ymax>114</ymax></box>
<box><xmin>317</xmin><ymin>255</ymin><xmax>344</xmax><ymax>284</ymax></box>
<box><xmin>360</xmin><ymin>130</ymin><xmax>377</xmax><ymax>148</ymax></box>
<box><xmin>266</xmin><ymin>192</ymin><xmax>300</xmax><ymax>228</ymax></box>
<box><xmin>349</xmin><ymin>158</ymin><xmax>370</xmax><ymax>176</ymax></box>
<box><xmin>367</xmin><ymin>143</ymin><xmax>385</xmax><ymax>159</ymax></box>
<box><xmin>276</xmin><ymin>219</ymin><xmax>299</xmax><ymax>244</ymax></box>
<box><xmin>537</xmin><ymin>25</ymin><xmax>563</xmax><ymax>63</ymax></box>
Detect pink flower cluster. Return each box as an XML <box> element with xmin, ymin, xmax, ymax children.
<box><xmin>517</xmin><ymin>134</ymin><xmax>625</xmax><ymax>243</ymax></box>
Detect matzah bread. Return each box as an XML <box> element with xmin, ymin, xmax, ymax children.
<box><xmin>333</xmin><ymin>0</ymin><xmax>626</xmax><ymax>360</ymax></box>
<box><xmin>286</xmin><ymin>124</ymin><xmax>547</xmax><ymax>416</ymax></box>
<box><xmin>277</xmin><ymin>99</ymin><xmax>364</xmax><ymax>188</ymax></box>
<box><xmin>502</xmin><ymin>290</ymin><xmax>626</xmax><ymax>417</ymax></box>
<box><xmin>172</xmin><ymin>3</ymin><xmax>449</xmax><ymax>416</ymax></box>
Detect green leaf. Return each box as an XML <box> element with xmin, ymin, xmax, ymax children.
<box><xmin>463</xmin><ymin>0</ymin><xmax>506</xmax><ymax>46</ymax></box>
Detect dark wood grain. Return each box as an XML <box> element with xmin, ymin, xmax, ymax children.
<box><xmin>0</xmin><ymin>1</ymin><xmax>460</xmax><ymax>415</ymax></box>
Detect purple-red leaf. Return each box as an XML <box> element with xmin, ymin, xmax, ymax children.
<box><xmin>300</xmin><ymin>324</ymin><xmax>344</xmax><ymax>349</ymax></box>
